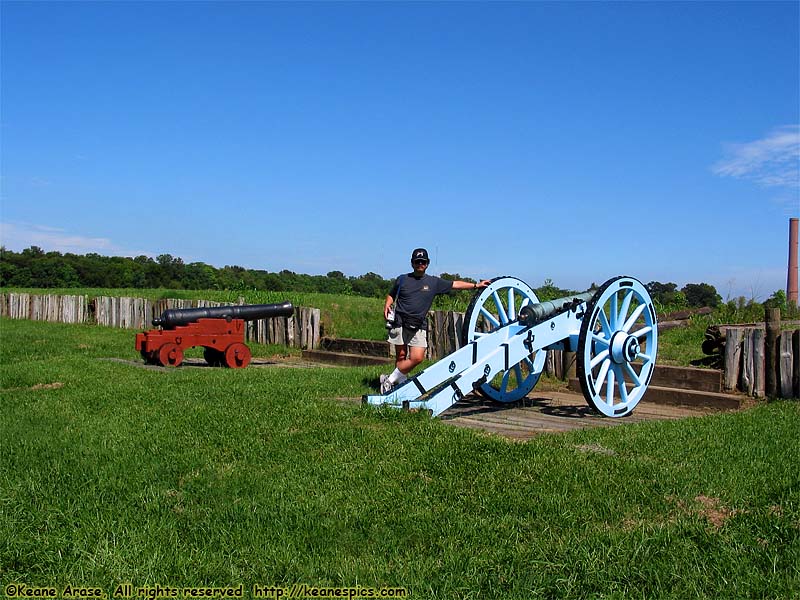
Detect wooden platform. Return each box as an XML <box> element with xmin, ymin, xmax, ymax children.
<box><xmin>436</xmin><ymin>391</ymin><xmax>725</xmax><ymax>441</ymax></box>
<box><xmin>302</xmin><ymin>349</ymin><xmax>392</xmax><ymax>367</ymax></box>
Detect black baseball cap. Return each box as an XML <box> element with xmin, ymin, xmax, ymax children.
<box><xmin>411</xmin><ymin>248</ymin><xmax>430</xmax><ymax>263</ymax></box>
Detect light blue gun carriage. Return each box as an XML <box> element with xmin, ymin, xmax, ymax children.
<box><xmin>363</xmin><ymin>276</ymin><xmax>658</xmax><ymax>418</ymax></box>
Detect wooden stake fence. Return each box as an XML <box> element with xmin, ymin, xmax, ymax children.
<box><xmin>426</xmin><ymin>310</ymin><xmax>465</xmax><ymax>360</ymax></box>
<box><xmin>2</xmin><ymin>292</ymin><xmax>89</xmax><ymax>324</ymax></box>
<box><xmin>723</xmin><ymin>309</ymin><xmax>799</xmax><ymax>399</ymax></box>
<box><xmin>0</xmin><ymin>293</ymin><xmax>320</xmax><ymax>350</ymax></box>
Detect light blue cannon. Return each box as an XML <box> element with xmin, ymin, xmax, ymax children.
<box><xmin>363</xmin><ymin>276</ymin><xmax>658</xmax><ymax>418</ymax></box>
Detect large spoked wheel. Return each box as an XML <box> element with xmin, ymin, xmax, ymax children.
<box><xmin>577</xmin><ymin>276</ymin><xmax>658</xmax><ymax>417</ymax></box>
<box><xmin>461</xmin><ymin>276</ymin><xmax>546</xmax><ymax>402</ymax></box>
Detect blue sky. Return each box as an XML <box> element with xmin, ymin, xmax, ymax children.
<box><xmin>1</xmin><ymin>1</ymin><xmax>798</xmax><ymax>300</ymax></box>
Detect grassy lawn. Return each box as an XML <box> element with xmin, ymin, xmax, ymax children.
<box><xmin>656</xmin><ymin>324</ymin><xmax>708</xmax><ymax>366</ymax></box>
<box><xmin>1</xmin><ymin>318</ymin><xmax>798</xmax><ymax>598</ymax></box>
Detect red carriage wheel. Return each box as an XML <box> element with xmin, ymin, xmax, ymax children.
<box><xmin>158</xmin><ymin>343</ymin><xmax>184</xmax><ymax>367</ymax></box>
<box><xmin>224</xmin><ymin>343</ymin><xmax>251</xmax><ymax>369</ymax></box>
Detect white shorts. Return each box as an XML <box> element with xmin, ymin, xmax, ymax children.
<box><xmin>388</xmin><ymin>326</ymin><xmax>428</xmax><ymax>348</ymax></box>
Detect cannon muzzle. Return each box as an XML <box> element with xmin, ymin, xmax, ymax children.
<box><xmin>153</xmin><ymin>301</ymin><xmax>294</xmax><ymax>329</ymax></box>
<box><xmin>518</xmin><ymin>292</ymin><xmax>594</xmax><ymax>326</ymax></box>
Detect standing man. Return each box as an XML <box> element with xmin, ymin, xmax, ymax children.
<box><xmin>380</xmin><ymin>248</ymin><xmax>491</xmax><ymax>393</ymax></box>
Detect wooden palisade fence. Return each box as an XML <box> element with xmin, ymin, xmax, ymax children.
<box><xmin>0</xmin><ymin>293</ymin><xmax>320</xmax><ymax>350</ymax></box>
<box><xmin>721</xmin><ymin>309</ymin><xmax>799</xmax><ymax>399</ymax></box>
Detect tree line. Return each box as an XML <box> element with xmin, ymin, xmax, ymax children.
<box><xmin>0</xmin><ymin>246</ymin><xmax>399</xmax><ymax>297</ymax></box>
<box><xmin>2</xmin><ymin>246</ymin><xmax>789</xmax><ymax>314</ymax></box>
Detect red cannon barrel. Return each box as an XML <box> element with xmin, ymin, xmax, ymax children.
<box><xmin>153</xmin><ymin>301</ymin><xmax>294</xmax><ymax>329</ymax></box>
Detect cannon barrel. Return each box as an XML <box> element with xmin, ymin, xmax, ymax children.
<box><xmin>518</xmin><ymin>291</ymin><xmax>595</xmax><ymax>326</ymax></box>
<box><xmin>153</xmin><ymin>301</ymin><xmax>294</xmax><ymax>328</ymax></box>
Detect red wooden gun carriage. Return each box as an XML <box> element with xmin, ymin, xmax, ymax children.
<box><xmin>135</xmin><ymin>302</ymin><xmax>294</xmax><ymax>368</ymax></box>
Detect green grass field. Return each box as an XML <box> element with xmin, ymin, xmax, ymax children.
<box><xmin>1</xmin><ymin>318</ymin><xmax>799</xmax><ymax>599</ymax></box>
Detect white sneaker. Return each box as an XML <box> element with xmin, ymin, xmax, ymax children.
<box><xmin>379</xmin><ymin>374</ymin><xmax>393</xmax><ymax>394</ymax></box>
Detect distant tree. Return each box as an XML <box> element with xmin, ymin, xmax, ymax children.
<box><xmin>107</xmin><ymin>256</ymin><xmax>135</xmax><ymax>287</ymax></box>
<box><xmin>28</xmin><ymin>252</ymin><xmax>69</xmax><ymax>287</ymax></box>
<box><xmin>438</xmin><ymin>273</ymin><xmax>476</xmax><ymax>296</ymax></box>
<box><xmin>183</xmin><ymin>262</ymin><xmax>217</xmax><ymax>290</ymax></box>
<box><xmin>439</xmin><ymin>272</ymin><xmax>470</xmax><ymax>282</ymax></box>
<box><xmin>22</xmin><ymin>246</ymin><xmax>45</xmax><ymax>258</ymax></box>
<box><xmin>0</xmin><ymin>247</ymin><xmax>405</xmax><ymax>299</ymax></box>
<box><xmin>351</xmin><ymin>272</ymin><xmax>389</xmax><ymax>298</ymax></box>
<box><xmin>217</xmin><ymin>265</ymin><xmax>247</xmax><ymax>291</ymax></box>
<box><xmin>260</xmin><ymin>272</ymin><xmax>285</xmax><ymax>291</ymax></box>
<box><xmin>764</xmin><ymin>289</ymin><xmax>787</xmax><ymax>311</ymax></box>
<box><xmin>646</xmin><ymin>281</ymin><xmax>676</xmax><ymax>298</ymax></box>
<box><xmin>681</xmin><ymin>283</ymin><xmax>721</xmax><ymax>308</ymax></box>
<box><xmin>320</xmin><ymin>271</ymin><xmax>352</xmax><ymax>295</ymax></box>
<box><xmin>54</xmin><ymin>262</ymin><xmax>81</xmax><ymax>287</ymax></box>
<box><xmin>535</xmin><ymin>278</ymin><xmax>573</xmax><ymax>301</ymax></box>
<box><xmin>763</xmin><ymin>289</ymin><xmax>799</xmax><ymax>318</ymax></box>
<box><xmin>156</xmin><ymin>254</ymin><xmax>185</xmax><ymax>288</ymax></box>
<box><xmin>645</xmin><ymin>281</ymin><xmax>687</xmax><ymax>308</ymax></box>
<box><xmin>0</xmin><ymin>247</ymin><xmax>29</xmax><ymax>286</ymax></box>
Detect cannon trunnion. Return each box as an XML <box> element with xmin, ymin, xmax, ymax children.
<box><xmin>135</xmin><ymin>302</ymin><xmax>294</xmax><ymax>368</ymax></box>
<box><xmin>364</xmin><ymin>275</ymin><xmax>658</xmax><ymax>418</ymax></box>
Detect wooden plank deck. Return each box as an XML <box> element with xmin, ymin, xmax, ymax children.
<box><xmin>437</xmin><ymin>391</ymin><xmax>721</xmax><ymax>440</ymax></box>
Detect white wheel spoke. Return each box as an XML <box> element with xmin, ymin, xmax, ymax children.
<box><xmin>590</xmin><ymin>348</ymin><xmax>610</xmax><ymax>369</ymax></box>
<box><xmin>591</xmin><ymin>332</ymin><xmax>610</xmax><ymax>347</ymax></box>
<box><xmin>615</xmin><ymin>365</ymin><xmax>629</xmax><ymax>405</ymax></box>
<box><xmin>622</xmin><ymin>303</ymin><xmax>646</xmax><ymax>332</ymax></box>
<box><xmin>598</xmin><ymin>309</ymin><xmax>612</xmax><ymax>337</ymax></box>
<box><xmin>492</xmin><ymin>292</ymin><xmax>509</xmax><ymax>325</ymax></box>
<box><xmin>630</xmin><ymin>325</ymin><xmax>652</xmax><ymax>339</ymax></box>
<box><xmin>479</xmin><ymin>307</ymin><xmax>500</xmax><ymax>329</ymax></box>
<box><xmin>609</xmin><ymin>293</ymin><xmax>618</xmax><ymax>330</ymax></box>
<box><xmin>618</xmin><ymin>290</ymin><xmax>633</xmax><ymax>328</ymax></box>
<box><xmin>624</xmin><ymin>362</ymin><xmax>642</xmax><ymax>387</ymax></box>
<box><xmin>595</xmin><ymin>359</ymin><xmax>611</xmax><ymax>391</ymax></box>
<box><xmin>507</xmin><ymin>288</ymin><xmax>517</xmax><ymax>320</ymax></box>
<box><xmin>606</xmin><ymin>366</ymin><xmax>616</xmax><ymax>406</ymax></box>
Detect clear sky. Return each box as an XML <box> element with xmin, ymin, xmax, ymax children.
<box><xmin>1</xmin><ymin>1</ymin><xmax>798</xmax><ymax>300</ymax></box>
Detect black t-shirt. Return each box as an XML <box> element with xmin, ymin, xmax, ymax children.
<box><xmin>389</xmin><ymin>273</ymin><xmax>454</xmax><ymax>330</ymax></box>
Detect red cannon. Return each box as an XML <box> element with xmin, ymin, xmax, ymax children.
<box><xmin>135</xmin><ymin>302</ymin><xmax>294</xmax><ymax>368</ymax></box>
